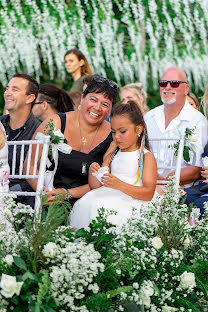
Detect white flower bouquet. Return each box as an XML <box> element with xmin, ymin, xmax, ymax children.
<box><xmin>0</xmin><ymin>182</ymin><xmax>208</xmax><ymax>311</ymax></box>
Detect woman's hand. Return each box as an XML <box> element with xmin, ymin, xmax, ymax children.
<box><xmin>46</xmin><ymin>187</ymin><xmax>67</xmax><ymax>204</ymax></box>
<box><xmin>101</xmin><ymin>173</ymin><xmax>122</xmax><ymax>190</ymax></box>
<box><xmin>89</xmin><ymin>162</ymin><xmax>100</xmax><ymax>174</ymax></box>
<box><xmin>201</xmin><ymin>166</ymin><xmax>208</xmax><ymax>182</ymax></box>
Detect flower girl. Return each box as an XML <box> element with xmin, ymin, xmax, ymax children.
<box><xmin>0</xmin><ymin>122</ymin><xmax>9</xmax><ymax>196</ymax></box>
<box><xmin>70</xmin><ymin>101</ymin><xmax>157</xmax><ymax>229</ymax></box>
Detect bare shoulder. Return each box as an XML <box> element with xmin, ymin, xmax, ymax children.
<box><xmin>143</xmin><ymin>151</ymin><xmax>157</xmax><ymax>165</ymax></box>
<box><xmin>32</xmin><ymin>114</ymin><xmax>62</xmax><ymax>138</ymax></box>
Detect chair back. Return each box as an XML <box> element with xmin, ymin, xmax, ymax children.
<box><xmin>7</xmin><ymin>135</ymin><xmax>50</xmax><ymax>217</ymax></box>
<box><xmin>149</xmin><ymin>136</ymin><xmax>185</xmax><ymax>186</ymax></box>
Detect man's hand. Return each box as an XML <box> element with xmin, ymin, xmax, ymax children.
<box><xmin>201</xmin><ymin>166</ymin><xmax>208</xmax><ymax>182</ymax></box>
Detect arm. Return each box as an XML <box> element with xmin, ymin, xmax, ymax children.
<box><xmin>25</xmin><ymin>114</ymin><xmax>61</xmax><ymax>191</ymax></box>
<box><xmin>166</xmin><ymin>165</ymin><xmax>201</xmax><ymax>185</ymax></box>
<box><xmin>88</xmin><ymin>152</ymin><xmax>113</xmax><ymax>190</ymax></box>
<box><xmin>88</xmin><ymin>162</ymin><xmax>102</xmax><ymax>189</ymax></box>
<box><xmin>101</xmin><ymin>152</ymin><xmax>157</xmax><ymax>201</ymax></box>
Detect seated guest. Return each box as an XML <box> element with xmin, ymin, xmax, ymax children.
<box><xmin>27</xmin><ymin>76</ymin><xmax>118</xmax><ymax>206</ymax></box>
<box><xmin>187</xmin><ymin>92</ymin><xmax>200</xmax><ymax>111</ymax></box>
<box><xmin>32</xmin><ymin>83</ymin><xmax>74</xmax><ymax>121</ymax></box>
<box><xmin>120</xmin><ymin>82</ymin><xmax>149</xmax><ymax>115</ymax></box>
<box><xmin>181</xmin><ymin>143</ymin><xmax>208</xmax><ymax>216</ymax></box>
<box><xmin>67</xmin><ymin>91</ymin><xmax>81</xmax><ymax>111</ymax></box>
<box><xmin>70</xmin><ymin>101</ymin><xmax>157</xmax><ymax>230</ymax></box>
<box><xmin>202</xmin><ymin>82</ymin><xmax>208</xmax><ymax>118</ymax></box>
<box><xmin>0</xmin><ymin>73</ymin><xmax>40</xmax><ymax>206</ymax></box>
<box><xmin>144</xmin><ymin>67</ymin><xmax>208</xmax><ymax>187</ymax></box>
<box><xmin>0</xmin><ymin>122</ymin><xmax>9</xmax><ymax>195</ymax></box>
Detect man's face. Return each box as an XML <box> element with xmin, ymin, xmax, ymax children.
<box><xmin>160</xmin><ymin>69</ymin><xmax>189</xmax><ymax>106</ymax></box>
<box><xmin>4</xmin><ymin>77</ymin><xmax>30</xmax><ymax>113</ymax></box>
<box><xmin>32</xmin><ymin>94</ymin><xmax>44</xmax><ymax>121</ymax></box>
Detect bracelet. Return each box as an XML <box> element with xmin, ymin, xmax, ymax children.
<box><xmin>62</xmin><ymin>188</ymin><xmax>72</xmax><ymax>199</ymax></box>
<box><xmin>66</xmin><ymin>189</ymin><xmax>72</xmax><ymax>199</ymax></box>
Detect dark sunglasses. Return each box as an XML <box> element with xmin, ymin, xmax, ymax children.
<box><xmin>34</xmin><ymin>101</ymin><xmax>44</xmax><ymax>105</ymax></box>
<box><xmin>158</xmin><ymin>80</ymin><xmax>187</xmax><ymax>88</ymax></box>
<box><xmin>93</xmin><ymin>77</ymin><xmax>118</xmax><ymax>89</ymax></box>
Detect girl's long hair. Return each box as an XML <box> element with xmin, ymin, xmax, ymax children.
<box><xmin>110</xmin><ymin>101</ymin><xmax>150</xmax><ymax>150</ymax></box>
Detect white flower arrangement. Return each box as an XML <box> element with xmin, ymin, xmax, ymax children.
<box><xmin>0</xmin><ymin>181</ymin><xmax>208</xmax><ymax>311</ymax></box>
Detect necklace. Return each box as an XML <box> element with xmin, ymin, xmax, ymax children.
<box><xmin>78</xmin><ymin>114</ymin><xmax>100</xmax><ymax>151</ymax></box>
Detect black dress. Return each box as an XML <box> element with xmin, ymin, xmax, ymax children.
<box><xmin>53</xmin><ymin>113</ymin><xmax>113</xmax><ymax>206</ymax></box>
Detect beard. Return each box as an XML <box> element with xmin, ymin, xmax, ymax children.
<box><xmin>161</xmin><ymin>90</ymin><xmax>176</xmax><ymax>105</ymax></box>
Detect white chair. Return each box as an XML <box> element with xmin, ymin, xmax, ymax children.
<box><xmin>7</xmin><ymin>135</ymin><xmax>50</xmax><ymax>219</ymax></box>
<box><xmin>149</xmin><ymin>136</ymin><xmax>185</xmax><ymax>186</ymax></box>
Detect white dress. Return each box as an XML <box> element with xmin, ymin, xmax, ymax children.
<box><xmin>0</xmin><ymin>122</ymin><xmax>9</xmax><ymax>196</ymax></box>
<box><xmin>70</xmin><ymin>148</ymin><xmax>152</xmax><ymax>230</ymax></box>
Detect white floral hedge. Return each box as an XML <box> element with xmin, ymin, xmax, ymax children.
<box><xmin>0</xmin><ymin>0</ymin><xmax>208</xmax><ymax>91</ymax></box>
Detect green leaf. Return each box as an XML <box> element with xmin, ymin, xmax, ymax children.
<box><xmin>183</xmin><ymin>146</ymin><xmax>190</xmax><ymax>162</ymax></box>
<box><xmin>13</xmin><ymin>256</ymin><xmax>27</xmax><ymax>271</ymax></box>
<box><xmin>22</xmin><ymin>271</ymin><xmax>37</xmax><ymax>281</ymax></box>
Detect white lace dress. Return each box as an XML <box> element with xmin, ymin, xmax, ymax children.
<box><xmin>0</xmin><ymin>122</ymin><xmax>9</xmax><ymax>196</ymax></box>
<box><xmin>70</xmin><ymin>148</ymin><xmax>153</xmax><ymax>230</ymax></box>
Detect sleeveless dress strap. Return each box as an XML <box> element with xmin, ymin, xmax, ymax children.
<box><xmin>58</xmin><ymin>113</ymin><xmax>67</xmax><ymax>143</ymax></box>
<box><xmin>58</xmin><ymin>113</ymin><xmax>66</xmax><ymax>133</ymax></box>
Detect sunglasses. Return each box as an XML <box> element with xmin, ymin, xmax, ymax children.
<box><xmin>93</xmin><ymin>77</ymin><xmax>118</xmax><ymax>89</ymax></box>
<box><xmin>34</xmin><ymin>101</ymin><xmax>44</xmax><ymax>105</ymax></box>
<box><xmin>158</xmin><ymin>80</ymin><xmax>187</xmax><ymax>88</ymax></box>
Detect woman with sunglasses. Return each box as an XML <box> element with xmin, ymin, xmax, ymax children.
<box><xmin>27</xmin><ymin>76</ymin><xmax>118</xmax><ymax>205</ymax></box>
<box><xmin>64</xmin><ymin>49</ymin><xmax>93</xmax><ymax>93</ymax></box>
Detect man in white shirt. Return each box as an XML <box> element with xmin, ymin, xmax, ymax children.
<box><xmin>144</xmin><ymin>67</ymin><xmax>208</xmax><ymax>185</ymax></box>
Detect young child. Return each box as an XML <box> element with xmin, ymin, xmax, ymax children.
<box><xmin>70</xmin><ymin>101</ymin><xmax>157</xmax><ymax>229</ymax></box>
<box><xmin>0</xmin><ymin>122</ymin><xmax>10</xmax><ymax>196</ymax></box>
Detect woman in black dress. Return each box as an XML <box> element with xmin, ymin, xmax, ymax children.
<box><xmin>28</xmin><ymin>76</ymin><xmax>118</xmax><ymax>206</ymax></box>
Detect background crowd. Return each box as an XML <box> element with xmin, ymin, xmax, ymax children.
<box><xmin>0</xmin><ymin>48</ymin><xmax>208</xmax><ymax>226</ymax></box>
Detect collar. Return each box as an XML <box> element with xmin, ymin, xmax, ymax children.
<box><xmin>3</xmin><ymin>111</ymin><xmax>35</xmax><ymax>129</ymax></box>
<box><xmin>151</xmin><ymin>99</ymin><xmax>193</xmax><ymax>133</ymax></box>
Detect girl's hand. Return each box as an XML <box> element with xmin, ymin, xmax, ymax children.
<box><xmin>101</xmin><ymin>173</ymin><xmax>122</xmax><ymax>190</ymax></box>
<box><xmin>201</xmin><ymin>166</ymin><xmax>208</xmax><ymax>182</ymax></box>
<box><xmin>46</xmin><ymin>187</ymin><xmax>67</xmax><ymax>204</ymax></box>
<box><xmin>89</xmin><ymin>162</ymin><xmax>100</xmax><ymax>174</ymax></box>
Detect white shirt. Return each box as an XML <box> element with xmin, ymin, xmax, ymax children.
<box><xmin>144</xmin><ymin>100</ymin><xmax>208</xmax><ymax>177</ymax></box>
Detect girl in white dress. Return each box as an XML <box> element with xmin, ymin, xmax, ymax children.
<box><xmin>0</xmin><ymin>122</ymin><xmax>9</xmax><ymax>196</ymax></box>
<box><xmin>70</xmin><ymin>101</ymin><xmax>157</xmax><ymax>230</ymax></box>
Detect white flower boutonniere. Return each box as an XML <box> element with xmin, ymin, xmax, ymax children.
<box><xmin>172</xmin><ymin>127</ymin><xmax>203</xmax><ymax>163</ymax></box>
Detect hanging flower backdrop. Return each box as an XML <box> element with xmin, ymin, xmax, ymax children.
<box><xmin>0</xmin><ymin>0</ymin><xmax>208</xmax><ymax>92</ymax></box>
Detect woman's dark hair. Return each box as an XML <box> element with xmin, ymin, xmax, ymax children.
<box><xmin>64</xmin><ymin>49</ymin><xmax>92</xmax><ymax>76</ymax></box>
<box><xmin>110</xmin><ymin>101</ymin><xmax>150</xmax><ymax>150</ymax></box>
<box><xmin>82</xmin><ymin>76</ymin><xmax>118</xmax><ymax>106</ymax></box>
<box><xmin>38</xmin><ymin>83</ymin><xmax>74</xmax><ymax>113</ymax></box>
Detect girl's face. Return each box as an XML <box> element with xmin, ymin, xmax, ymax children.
<box><xmin>64</xmin><ymin>53</ymin><xmax>84</xmax><ymax>76</ymax></box>
<box><xmin>80</xmin><ymin>92</ymin><xmax>112</xmax><ymax>126</ymax></box>
<box><xmin>111</xmin><ymin>115</ymin><xmax>143</xmax><ymax>152</ymax></box>
<box><xmin>187</xmin><ymin>96</ymin><xmax>199</xmax><ymax>111</ymax></box>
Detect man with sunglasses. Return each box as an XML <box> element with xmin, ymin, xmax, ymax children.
<box><xmin>144</xmin><ymin>67</ymin><xmax>208</xmax><ymax>186</ymax></box>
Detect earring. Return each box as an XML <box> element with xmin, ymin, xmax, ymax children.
<box><xmin>77</xmin><ymin>104</ymin><xmax>81</xmax><ymax>111</ymax></box>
